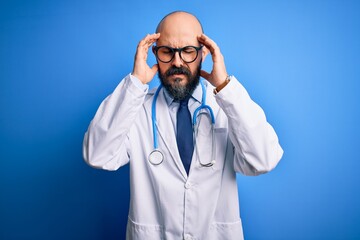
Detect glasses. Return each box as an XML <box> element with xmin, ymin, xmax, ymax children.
<box><xmin>153</xmin><ymin>45</ymin><xmax>203</xmax><ymax>63</ymax></box>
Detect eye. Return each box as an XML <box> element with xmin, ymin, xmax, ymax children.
<box><xmin>182</xmin><ymin>47</ymin><xmax>196</xmax><ymax>54</ymax></box>
<box><xmin>159</xmin><ymin>47</ymin><xmax>173</xmax><ymax>54</ymax></box>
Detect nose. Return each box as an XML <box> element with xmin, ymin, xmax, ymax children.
<box><xmin>171</xmin><ymin>51</ymin><xmax>183</xmax><ymax>67</ymax></box>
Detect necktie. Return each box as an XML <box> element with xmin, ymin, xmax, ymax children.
<box><xmin>176</xmin><ymin>97</ymin><xmax>194</xmax><ymax>175</ymax></box>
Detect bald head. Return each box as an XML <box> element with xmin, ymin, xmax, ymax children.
<box><xmin>155</xmin><ymin>11</ymin><xmax>203</xmax><ymax>48</ymax></box>
<box><xmin>156</xmin><ymin>11</ymin><xmax>203</xmax><ymax>33</ymax></box>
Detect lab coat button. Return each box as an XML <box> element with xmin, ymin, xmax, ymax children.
<box><xmin>185</xmin><ymin>182</ymin><xmax>191</xmax><ymax>189</ymax></box>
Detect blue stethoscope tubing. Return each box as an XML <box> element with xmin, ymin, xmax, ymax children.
<box><xmin>148</xmin><ymin>79</ymin><xmax>216</xmax><ymax>167</ymax></box>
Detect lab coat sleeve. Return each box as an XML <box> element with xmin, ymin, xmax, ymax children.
<box><xmin>82</xmin><ymin>74</ymin><xmax>148</xmax><ymax>170</ymax></box>
<box><xmin>215</xmin><ymin>76</ymin><xmax>283</xmax><ymax>176</ymax></box>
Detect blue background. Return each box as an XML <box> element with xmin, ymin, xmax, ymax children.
<box><xmin>1</xmin><ymin>0</ymin><xmax>359</xmax><ymax>239</ymax></box>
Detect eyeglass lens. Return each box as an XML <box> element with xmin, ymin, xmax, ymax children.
<box><xmin>156</xmin><ymin>46</ymin><xmax>199</xmax><ymax>63</ymax></box>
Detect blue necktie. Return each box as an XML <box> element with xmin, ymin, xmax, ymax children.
<box><xmin>176</xmin><ymin>97</ymin><xmax>194</xmax><ymax>175</ymax></box>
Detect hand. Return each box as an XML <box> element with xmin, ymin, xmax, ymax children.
<box><xmin>132</xmin><ymin>33</ymin><xmax>161</xmax><ymax>84</ymax></box>
<box><xmin>197</xmin><ymin>34</ymin><xmax>228</xmax><ymax>87</ymax></box>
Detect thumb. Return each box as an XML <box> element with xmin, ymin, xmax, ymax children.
<box><xmin>200</xmin><ymin>69</ymin><xmax>211</xmax><ymax>81</ymax></box>
<box><xmin>150</xmin><ymin>64</ymin><xmax>159</xmax><ymax>77</ymax></box>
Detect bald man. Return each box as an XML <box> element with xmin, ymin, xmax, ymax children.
<box><xmin>83</xmin><ymin>11</ymin><xmax>283</xmax><ymax>240</ymax></box>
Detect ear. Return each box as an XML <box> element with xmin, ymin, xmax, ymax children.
<box><xmin>201</xmin><ymin>46</ymin><xmax>210</xmax><ymax>62</ymax></box>
<box><xmin>152</xmin><ymin>46</ymin><xmax>159</xmax><ymax>64</ymax></box>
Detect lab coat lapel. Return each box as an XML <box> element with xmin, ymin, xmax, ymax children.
<box><xmin>144</xmin><ymin>88</ymin><xmax>188</xmax><ymax>180</ymax></box>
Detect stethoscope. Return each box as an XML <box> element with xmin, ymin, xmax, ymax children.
<box><xmin>148</xmin><ymin>80</ymin><xmax>216</xmax><ymax>167</ymax></box>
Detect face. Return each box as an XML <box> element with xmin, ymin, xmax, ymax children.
<box><xmin>154</xmin><ymin>12</ymin><xmax>206</xmax><ymax>101</ymax></box>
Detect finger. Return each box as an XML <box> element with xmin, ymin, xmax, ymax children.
<box><xmin>137</xmin><ymin>33</ymin><xmax>160</xmax><ymax>50</ymax></box>
<box><xmin>143</xmin><ymin>33</ymin><xmax>161</xmax><ymax>47</ymax></box>
<box><xmin>149</xmin><ymin>32</ymin><xmax>161</xmax><ymax>40</ymax></box>
<box><xmin>136</xmin><ymin>33</ymin><xmax>160</xmax><ymax>60</ymax></box>
<box><xmin>198</xmin><ymin>34</ymin><xmax>223</xmax><ymax>63</ymax></box>
<box><xmin>142</xmin><ymin>33</ymin><xmax>160</xmax><ymax>42</ymax></box>
<box><xmin>200</xmin><ymin>69</ymin><xmax>211</xmax><ymax>81</ymax></box>
<box><xmin>197</xmin><ymin>34</ymin><xmax>219</xmax><ymax>54</ymax></box>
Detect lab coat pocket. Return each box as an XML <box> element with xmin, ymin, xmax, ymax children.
<box><xmin>126</xmin><ymin>217</ymin><xmax>164</xmax><ymax>240</ymax></box>
<box><xmin>207</xmin><ymin>219</ymin><xmax>244</xmax><ymax>240</ymax></box>
<box><xmin>194</xmin><ymin>125</ymin><xmax>227</xmax><ymax>172</ymax></box>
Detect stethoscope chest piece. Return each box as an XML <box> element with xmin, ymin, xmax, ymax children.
<box><xmin>148</xmin><ymin>149</ymin><xmax>164</xmax><ymax>165</ymax></box>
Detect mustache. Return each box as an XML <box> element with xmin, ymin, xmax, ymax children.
<box><xmin>165</xmin><ymin>66</ymin><xmax>191</xmax><ymax>78</ymax></box>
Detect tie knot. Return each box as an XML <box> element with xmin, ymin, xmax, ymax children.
<box><xmin>180</xmin><ymin>97</ymin><xmax>190</xmax><ymax>107</ymax></box>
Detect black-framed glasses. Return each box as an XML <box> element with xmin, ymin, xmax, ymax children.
<box><xmin>153</xmin><ymin>45</ymin><xmax>203</xmax><ymax>63</ymax></box>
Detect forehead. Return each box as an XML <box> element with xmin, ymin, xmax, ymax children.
<box><xmin>157</xmin><ymin>33</ymin><xmax>199</xmax><ymax>47</ymax></box>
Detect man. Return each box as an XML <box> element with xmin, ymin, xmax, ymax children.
<box><xmin>83</xmin><ymin>11</ymin><xmax>283</xmax><ymax>240</ymax></box>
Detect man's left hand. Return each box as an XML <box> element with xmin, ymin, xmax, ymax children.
<box><xmin>197</xmin><ymin>34</ymin><xmax>228</xmax><ymax>87</ymax></box>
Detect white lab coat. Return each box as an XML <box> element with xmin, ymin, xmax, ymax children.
<box><xmin>83</xmin><ymin>74</ymin><xmax>283</xmax><ymax>240</ymax></box>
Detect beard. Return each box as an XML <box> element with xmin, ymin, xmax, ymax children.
<box><xmin>158</xmin><ymin>63</ymin><xmax>201</xmax><ymax>101</ymax></box>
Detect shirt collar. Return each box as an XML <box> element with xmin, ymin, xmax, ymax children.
<box><xmin>163</xmin><ymin>81</ymin><xmax>203</xmax><ymax>106</ymax></box>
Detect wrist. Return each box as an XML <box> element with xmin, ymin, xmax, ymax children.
<box><xmin>213</xmin><ymin>75</ymin><xmax>230</xmax><ymax>94</ymax></box>
<box><xmin>131</xmin><ymin>72</ymin><xmax>146</xmax><ymax>84</ymax></box>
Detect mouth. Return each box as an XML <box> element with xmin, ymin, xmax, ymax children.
<box><xmin>170</xmin><ymin>74</ymin><xmax>186</xmax><ymax>81</ymax></box>
<box><xmin>171</xmin><ymin>73</ymin><xmax>185</xmax><ymax>78</ymax></box>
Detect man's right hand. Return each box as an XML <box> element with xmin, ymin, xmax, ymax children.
<box><xmin>132</xmin><ymin>33</ymin><xmax>161</xmax><ymax>84</ymax></box>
